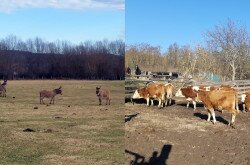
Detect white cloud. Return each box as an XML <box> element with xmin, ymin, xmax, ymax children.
<box><xmin>0</xmin><ymin>0</ymin><xmax>124</xmax><ymax>13</ymax></box>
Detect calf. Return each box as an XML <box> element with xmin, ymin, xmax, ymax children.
<box><xmin>96</xmin><ymin>86</ymin><xmax>111</xmax><ymax>105</ymax></box>
<box><xmin>132</xmin><ymin>83</ymin><xmax>166</xmax><ymax>108</ymax></box>
<box><xmin>196</xmin><ymin>89</ymin><xmax>239</xmax><ymax>126</ymax></box>
<box><xmin>40</xmin><ymin>86</ymin><xmax>62</xmax><ymax>104</ymax></box>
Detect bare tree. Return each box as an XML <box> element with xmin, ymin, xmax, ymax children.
<box><xmin>205</xmin><ymin>20</ymin><xmax>250</xmax><ymax>81</ymax></box>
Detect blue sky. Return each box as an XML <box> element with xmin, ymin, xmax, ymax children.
<box><xmin>126</xmin><ymin>0</ymin><xmax>250</xmax><ymax>52</ymax></box>
<box><xmin>0</xmin><ymin>0</ymin><xmax>124</xmax><ymax>44</ymax></box>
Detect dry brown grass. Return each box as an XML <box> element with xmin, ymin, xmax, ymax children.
<box><xmin>0</xmin><ymin>80</ymin><xmax>124</xmax><ymax>165</ymax></box>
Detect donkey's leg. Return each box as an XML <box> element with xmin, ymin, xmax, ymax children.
<box><xmin>50</xmin><ymin>97</ymin><xmax>53</xmax><ymax>104</ymax></box>
<box><xmin>99</xmin><ymin>97</ymin><xmax>102</xmax><ymax>105</ymax></box>
<box><xmin>42</xmin><ymin>99</ymin><xmax>45</xmax><ymax>104</ymax></box>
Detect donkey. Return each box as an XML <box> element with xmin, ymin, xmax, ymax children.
<box><xmin>0</xmin><ymin>80</ymin><xmax>7</xmax><ymax>97</ymax></box>
<box><xmin>40</xmin><ymin>86</ymin><xmax>62</xmax><ymax>104</ymax></box>
<box><xmin>96</xmin><ymin>86</ymin><xmax>111</xmax><ymax>105</ymax></box>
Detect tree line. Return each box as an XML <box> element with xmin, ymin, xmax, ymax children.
<box><xmin>0</xmin><ymin>36</ymin><xmax>124</xmax><ymax>80</ymax></box>
<box><xmin>126</xmin><ymin>20</ymin><xmax>250</xmax><ymax>81</ymax></box>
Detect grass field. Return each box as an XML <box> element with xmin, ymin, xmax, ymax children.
<box><xmin>0</xmin><ymin>80</ymin><xmax>124</xmax><ymax>165</ymax></box>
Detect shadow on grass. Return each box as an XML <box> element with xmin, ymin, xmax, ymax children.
<box><xmin>126</xmin><ymin>144</ymin><xmax>172</xmax><ymax>165</ymax></box>
<box><xmin>193</xmin><ymin>112</ymin><xmax>229</xmax><ymax>125</ymax></box>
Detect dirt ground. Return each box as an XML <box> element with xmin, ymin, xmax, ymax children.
<box><xmin>125</xmin><ymin>99</ymin><xmax>250</xmax><ymax>165</ymax></box>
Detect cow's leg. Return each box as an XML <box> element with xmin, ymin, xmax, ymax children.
<box><xmin>158</xmin><ymin>99</ymin><xmax>162</xmax><ymax>108</ymax></box>
<box><xmin>206</xmin><ymin>109</ymin><xmax>211</xmax><ymax>122</ymax></box>
<box><xmin>146</xmin><ymin>98</ymin><xmax>150</xmax><ymax>106</ymax></box>
<box><xmin>243</xmin><ymin>103</ymin><xmax>246</xmax><ymax>112</ymax></box>
<box><xmin>151</xmin><ymin>99</ymin><xmax>154</xmax><ymax>106</ymax></box>
<box><xmin>229</xmin><ymin>110</ymin><xmax>237</xmax><ymax>126</ymax></box>
<box><xmin>168</xmin><ymin>98</ymin><xmax>172</xmax><ymax>106</ymax></box>
<box><xmin>165</xmin><ymin>99</ymin><xmax>168</xmax><ymax>106</ymax></box>
<box><xmin>231</xmin><ymin>113</ymin><xmax>236</xmax><ymax>125</ymax></box>
<box><xmin>211</xmin><ymin>109</ymin><xmax>217</xmax><ymax>124</ymax></box>
<box><xmin>187</xmin><ymin>101</ymin><xmax>190</xmax><ymax>109</ymax></box>
<box><xmin>192</xmin><ymin>101</ymin><xmax>196</xmax><ymax>110</ymax></box>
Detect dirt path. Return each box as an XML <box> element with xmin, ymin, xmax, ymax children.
<box><xmin>125</xmin><ymin>102</ymin><xmax>250</xmax><ymax>165</ymax></box>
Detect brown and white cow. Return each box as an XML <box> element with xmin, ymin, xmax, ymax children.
<box><xmin>241</xmin><ymin>91</ymin><xmax>250</xmax><ymax>112</ymax></box>
<box><xmin>175</xmin><ymin>85</ymin><xmax>211</xmax><ymax>110</ymax></box>
<box><xmin>132</xmin><ymin>83</ymin><xmax>167</xmax><ymax>108</ymax></box>
<box><xmin>145</xmin><ymin>82</ymin><xmax>174</xmax><ymax>107</ymax></box>
<box><xmin>164</xmin><ymin>83</ymin><xmax>174</xmax><ymax>106</ymax></box>
<box><xmin>196</xmin><ymin>89</ymin><xmax>239</xmax><ymax>126</ymax></box>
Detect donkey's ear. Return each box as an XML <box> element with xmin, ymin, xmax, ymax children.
<box><xmin>59</xmin><ymin>86</ymin><xmax>62</xmax><ymax>89</ymax></box>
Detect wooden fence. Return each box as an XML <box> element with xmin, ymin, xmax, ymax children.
<box><xmin>125</xmin><ymin>74</ymin><xmax>250</xmax><ymax>99</ymax></box>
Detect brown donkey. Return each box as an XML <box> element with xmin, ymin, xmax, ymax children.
<box><xmin>40</xmin><ymin>86</ymin><xmax>62</xmax><ymax>104</ymax></box>
<box><xmin>96</xmin><ymin>86</ymin><xmax>111</xmax><ymax>105</ymax></box>
<box><xmin>0</xmin><ymin>80</ymin><xmax>7</xmax><ymax>97</ymax></box>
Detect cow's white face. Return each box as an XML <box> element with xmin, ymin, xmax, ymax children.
<box><xmin>192</xmin><ymin>86</ymin><xmax>199</xmax><ymax>91</ymax></box>
<box><xmin>132</xmin><ymin>90</ymin><xmax>143</xmax><ymax>99</ymax></box>
<box><xmin>241</xmin><ymin>94</ymin><xmax>246</xmax><ymax>103</ymax></box>
<box><xmin>175</xmin><ymin>89</ymin><xmax>184</xmax><ymax>97</ymax></box>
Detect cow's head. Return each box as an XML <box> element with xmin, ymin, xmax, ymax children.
<box><xmin>241</xmin><ymin>94</ymin><xmax>247</xmax><ymax>103</ymax></box>
<box><xmin>132</xmin><ymin>89</ymin><xmax>143</xmax><ymax>99</ymax></box>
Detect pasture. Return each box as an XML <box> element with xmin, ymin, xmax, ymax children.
<box><xmin>0</xmin><ymin>80</ymin><xmax>124</xmax><ymax>165</ymax></box>
<box><xmin>125</xmin><ymin>100</ymin><xmax>250</xmax><ymax>165</ymax></box>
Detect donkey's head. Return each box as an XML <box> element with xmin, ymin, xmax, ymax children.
<box><xmin>96</xmin><ymin>86</ymin><xmax>101</xmax><ymax>95</ymax></box>
<box><xmin>55</xmin><ymin>86</ymin><xmax>62</xmax><ymax>95</ymax></box>
<box><xmin>2</xmin><ymin>79</ymin><xmax>7</xmax><ymax>86</ymax></box>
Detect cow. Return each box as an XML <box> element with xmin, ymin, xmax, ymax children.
<box><xmin>196</xmin><ymin>89</ymin><xmax>239</xmax><ymax>126</ymax></box>
<box><xmin>145</xmin><ymin>82</ymin><xmax>174</xmax><ymax>107</ymax></box>
<box><xmin>40</xmin><ymin>86</ymin><xmax>62</xmax><ymax>104</ymax></box>
<box><xmin>175</xmin><ymin>85</ymin><xmax>209</xmax><ymax>110</ymax></box>
<box><xmin>164</xmin><ymin>83</ymin><xmax>174</xmax><ymax>106</ymax></box>
<box><xmin>0</xmin><ymin>80</ymin><xmax>7</xmax><ymax>97</ymax></box>
<box><xmin>241</xmin><ymin>91</ymin><xmax>250</xmax><ymax>112</ymax></box>
<box><xmin>132</xmin><ymin>83</ymin><xmax>167</xmax><ymax>108</ymax></box>
<box><xmin>96</xmin><ymin>86</ymin><xmax>111</xmax><ymax>105</ymax></box>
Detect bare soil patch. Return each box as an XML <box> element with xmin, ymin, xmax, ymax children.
<box><xmin>125</xmin><ymin>100</ymin><xmax>250</xmax><ymax>165</ymax></box>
